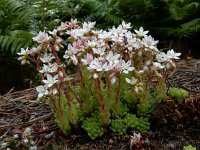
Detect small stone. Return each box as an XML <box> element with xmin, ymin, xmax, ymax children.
<box><xmin>109</xmin><ymin>139</ymin><xmax>114</xmax><ymax>144</ymax></box>
<box><xmin>44</xmin><ymin>131</ymin><xmax>54</xmax><ymax>139</ymax></box>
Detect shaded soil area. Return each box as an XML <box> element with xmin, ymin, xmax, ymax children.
<box><xmin>0</xmin><ymin>59</ymin><xmax>200</xmax><ymax>150</ymax></box>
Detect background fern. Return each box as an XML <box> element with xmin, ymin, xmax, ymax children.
<box><xmin>1</xmin><ymin>0</ymin><xmax>200</xmax><ymax>94</ymax></box>
<box><xmin>0</xmin><ymin>0</ymin><xmax>34</xmax><ymax>54</ymax></box>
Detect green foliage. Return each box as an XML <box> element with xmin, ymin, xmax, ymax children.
<box><xmin>0</xmin><ymin>0</ymin><xmax>34</xmax><ymax>54</ymax></box>
<box><xmin>168</xmin><ymin>87</ymin><xmax>188</xmax><ymax>100</ymax></box>
<box><xmin>110</xmin><ymin>118</ymin><xmax>127</xmax><ymax>135</ymax></box>
<box><xmin>1</xmin><ymin>0</ymin><xmax>200</xmax><ymax>54</ymax></box>
<box><xmin>154</xmin><ymin>79</ymin><xmax>167</xmax><ymax>103</ymax></box>
<box><xmin>151</xmin><ymin>0</ymin><xmax>200</xmax><ymax>39</ymax></box>
<box><xmin>54</xmin><ymin>95</ymin><xmax>71</xmax><ymax>133</ymax></box>
<box><xmin>82</xmin><ymin>112</ymin><xmax>104</xmax><ymax>139</ymax></box>
<box><xmin>135</xmin><ymin>117</ymin><xmax>150</xmax><ymax>132</ymax></box>
<box><xmin>111</xmin><ymin>102</ymin><xmax>129</xmax><ymax>117</ymax></box>
<box><xmin>183</xmin><ymin>145</ymin><xmax>196</xmax><ymax>150</ymax></box>
<box><xmin>110</xmin><ymin>114</ymin><xmax>150</xmax><ymax>135</ymax></box>
<box><xmin>124</xmin><ymin>114</ymin><xmax>139</xmax><ymax>128</ymax></box>
<box><xmin>0</xmin><ymin>31</ymin><xmax>34</xmax><ymax>54</ymax></box>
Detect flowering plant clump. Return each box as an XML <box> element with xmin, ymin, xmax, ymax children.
<box><xmin>1</xmin><ymin>127</ymin><xmax>37</xmax><ymax>150</ymax></box>
<box><xmin>18</xmin><ymin>19</ymin><xmax>181</xmax><ymax>139</ymax></box>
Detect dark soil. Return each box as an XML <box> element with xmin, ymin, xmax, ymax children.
<box><xmin>0</xmin><ymin>59</ymin><xmax>200</xmax><ymax>150</ymax></box>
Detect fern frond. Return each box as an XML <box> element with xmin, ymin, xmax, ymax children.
<box><xmin>180</xmin><ymin>18</ymin><xmax>200</xmax><ymax>36</ymax></box>
<box><xmin>0</xmin><ymin>30</ymin><xmax>33</xmax><ymax>54</ymax></box>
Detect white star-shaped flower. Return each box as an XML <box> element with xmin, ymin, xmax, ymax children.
<box><xmin>167</xmin><ymin>49</ymin><xmax>181</xmax><ymax>60</ymax></box>
<box><xmin>142</xmin><ymin>35</ymin><xmax>159</xmax><ymax>51</ymax></box>
<box><xmin>42</xmin><ymin>74</ymin><xmax>59</xmax><ymax>87</ymax></box>
<box><xmin>122</xmin><ymin>21</ymin><xmax>132</xmax><ymax>29</ymax></box>
<box><xmin>134</xmin><ymin>27</ymin><xmax>149</xmax><ymax>38</ymax></box>
<box><xmin>121</xmin><ymin>60</ymin><xmax>135</xmax><ymax>74</ymax></box>
<box><xmin>40</xmin><ymin>53</ymin><xmax>55</xmax><ymax>63</ymax></box>
<box><xmin>36</xmin><ymin>85</ymin><xmax>48</xmax><ymax>98</ymax></box>
<box><xmin>106</xmin><ymin>51</ymin><xmax>120</xmax><ymax>64</ymax></box>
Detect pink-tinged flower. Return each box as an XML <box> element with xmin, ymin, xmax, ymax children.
<box><xmin>55</xmin><ymin>36</ymin><xmax>62</xmax><ymax>44</ymax></box>
<box><xmin>32</xmin><ymin>31</ymin><xmax>51</xmax><ymax>44</ymax></box>
<box><xmin>36</xmin><ymin>85</ymin><xmax>48</xmax><ymax>98</ymax></box>
<box><xmin>81</xmin><ymin>53</ymin><xmax>93</xmax><ymax>65</ymax></box>
<box><xmin>121</xmin><ymin>60</ymin><xmax>135</xmax><ymax>74</ymax></box>
<box><xmin>134</xmin><ymin>27</ymin><xmax>149</xmax><ymax>38</ymax></box>
<box><xmin>42</xmin><ymin>74</ymin><xmax>59</xmax><ymax>87</ymax></box>
<box><xmin>88</xmin><ymin>58</ymin><xmax>107</xmax><ymax>72</ymax></box>
<box><xmin>72</xmin><ymin>40</ymin><xmax>85</xmax><ymax>52</ymax></box>
<box><xmin>167</xmin><ymin>49</ymin><xmax>181</xmax><ymax>60</ymax></box>
<box><xmin>57</xmin><ymin>22</ymin><xmax>69</xmax><ymax>31</ymax></box>
<box><xmin>30</xmin><ymin>46</ymin><xmax>41</xmax><ymax>54</ymax></box>
<box><xmin>142</xmin><ymin>35</ymin><xmax>159</xmax><ymax>51</ymax></box>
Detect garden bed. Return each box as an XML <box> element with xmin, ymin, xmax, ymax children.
<box><xmin>0</xmin><ymin>59</ymin><xmax>200</xmax><ymax>150</ymax></box>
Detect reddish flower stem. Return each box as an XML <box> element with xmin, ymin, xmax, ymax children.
<box><xmin>94</xmin><ymin>76</ymin><xmax>105</xmax><ymax>111</ymax></box>
<box><xmin>115</xmin><ymin>73</ymin><xmax>121</xmax><ymax>104</ymax></box>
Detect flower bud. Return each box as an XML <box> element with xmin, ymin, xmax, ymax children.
<box><xmin>166</xmin><ymin>62</ymin><xmax>171</xmax><ymax>69</ymax></box>
<box><xmin>111</xmin><ymin>77</ymin><xmax>116</xmax><ymax>84</ymax></box>
<box><xmin>134</xmin><ymin>86</ymin><xmax>139</xmax><ymax>93</ymax></box>
<box><xmin>13</xmin><ymin>134</ymin><xmax>19</xmax><ymax>139</ymax></box>
<box><xmin>23</xmin><ymin>138</ymin><xmax>29</xmax><ymax>144</ymax></box>
<box><xmin>52</xmin><ymin>88</ymin><xmax>58</xmax><ymax>95</ymax></box>
<box><xmin>146</xmin><ymin>60</ymin><xmax>151</xmax><ymax>66</ymax></box>
<box><xmin>143</xmin><ymin>66</ymin><xmax>148</xmax><ymax>72</ymax></box>
<box><xmin>55</xmin><ymin>45</ymin><xmax>60</xmax><ymax>51</ymax></box>
<box><xmin>93</xmin><ymin>73</ymin><xmax>98</xmax><ymax>79</ymax></box>
<box><xmin>138</xmin><ymin>51</ymin><xmax>142</xmax><ymax>57</ymax></box>
<box><xmin>138</xmin><ymin>86</ymin><xmax>143</xmax><ymax>92</ymax></box>
<box><xmin>58</xmin><ymin>71</ymin><xmax>64</xmax><ymax>78</ymax></box>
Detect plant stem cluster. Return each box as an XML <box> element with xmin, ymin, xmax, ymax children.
<box><xmin>18</xmin><ymin>19</ymin><xmax>181</xmax><ymax>139</ymax></box>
